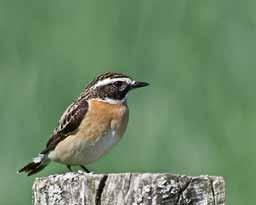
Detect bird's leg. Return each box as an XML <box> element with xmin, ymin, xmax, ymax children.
<box><xmin>67</xmin><ymin>165</ymin><xmax>73</xmax><ymax>172</ymax></box>
<box><xmin>80</xmin><ymin>165</ymin><xmax>90</xmax><ymax>173</ymax></box>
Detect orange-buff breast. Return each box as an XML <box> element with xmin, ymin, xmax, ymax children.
<box><xmin>48</xmin><ymin>99</ymin><xmax>129</xmax><ymax>165</ymax></box>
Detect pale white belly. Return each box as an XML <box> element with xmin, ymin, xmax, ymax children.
<box><xmin>48</xmin><ymin>129</ymin><xmax>121</xmax><ymax>165</ymax></box>
<box><xmin>76</xmin><ymin>129</ymin><xmax>120</xmax><ymax>164</ymax></box>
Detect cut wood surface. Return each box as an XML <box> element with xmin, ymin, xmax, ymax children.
<box><xmin>33</xmin><ymin>172</ymin><xmax>225</xmax><ymax>205</ymax></box>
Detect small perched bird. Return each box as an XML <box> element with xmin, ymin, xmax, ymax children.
<box><xmin>18</xmin><ymin>72</ymin><xmax>149</xmax><ymax>176</ymax></box>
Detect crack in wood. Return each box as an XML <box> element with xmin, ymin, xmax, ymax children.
<box><xmin>95</xmin><ymin>175</ymin><xmax>108</xmax><ymax>205</ymax></box>
<box><xmin>210</xmin><ymin>178</ymin><xmax>216</xmax><ymax>205</ymax></box>
<box><xmin>125</xmin><ymin>173</ymin><xmax>132</xmax><ymax>197</ymax></box>
<box><xmin>175</xmin><ymin>178</ymin><xmax>192</xmax><ymax>204</ymax></box>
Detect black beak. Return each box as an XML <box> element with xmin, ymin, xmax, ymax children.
<box><xmin>130</xmin><ymin>81</ymin><xmax>150</xmax><ymax>89</ymax></box>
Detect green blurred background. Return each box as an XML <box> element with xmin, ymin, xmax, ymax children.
<box><xmin>1</xmin><ymin>0</ymin><xmax>255</xmax><ymax>204</ymax></box>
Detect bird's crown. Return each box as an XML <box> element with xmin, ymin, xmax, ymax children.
<box><xmin>86</xmin><ymin>72</ymin><xmax>132</xmax><ymax>89</ymax></box>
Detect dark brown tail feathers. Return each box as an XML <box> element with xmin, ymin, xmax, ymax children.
<box><xmin>18</xmin><ymin>154</ymin><xmax>50</xmax><ymax>176</ymax></box>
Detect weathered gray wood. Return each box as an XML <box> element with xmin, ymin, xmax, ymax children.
<box><xmin>33</xmin><ymin>172</ymin><xmax>225</xmax><ymax>205</ymax></box>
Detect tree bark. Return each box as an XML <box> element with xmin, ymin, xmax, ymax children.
<box><xmin>33</xmin><ymin>172</ymin><xmax>225</xmax><ymax>205</ymax></box>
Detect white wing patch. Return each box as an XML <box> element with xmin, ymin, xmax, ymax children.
<box><xmin>33</xmin><ymin>154</ymin><xmax>46</xmax><ymax>163</ymax></box>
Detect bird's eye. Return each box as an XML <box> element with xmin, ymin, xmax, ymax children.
<box><xmin>113</xmin><ymin>81</ymin><xmax>123</xmax><ymax>87</ymax></box>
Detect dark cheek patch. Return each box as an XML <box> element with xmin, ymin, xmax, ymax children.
<box><xmin>94</xmin><ymin>84</ymin><xmax>128</xmax><ymax>100</ymax></box>
<box><xmin>120</xmin><ymin>84</ymin><xmax>129</xmax><ymax>92</ymax></box>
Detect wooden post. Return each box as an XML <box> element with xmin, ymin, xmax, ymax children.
<box><xmin>32</xmin><ymin>172</ymin><xmax>225</xmax><ymax>205</ymax></box>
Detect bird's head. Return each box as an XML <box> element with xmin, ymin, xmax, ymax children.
<box><xmin>87</xmin><ymin>72</ymin><xmax>149</xmax><ymax>103</ymax></box>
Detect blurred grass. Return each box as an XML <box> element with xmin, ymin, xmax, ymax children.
<box><xmin>1</xmin><ymin>0</ymin><xmax>256</xmax><ymax>204</ymax></box>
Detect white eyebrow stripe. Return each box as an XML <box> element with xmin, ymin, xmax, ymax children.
<box><xmin>93</xmin><ymin>77</ymin><xmax>133</xmax><ymax>89</ymax></box>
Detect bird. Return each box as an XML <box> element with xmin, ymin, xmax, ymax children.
<box><xmin>18</xmin><ymin>72</ymin><xmax>149</xmax><ymax>176</ymax></box>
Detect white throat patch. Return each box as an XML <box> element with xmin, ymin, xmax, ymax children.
<box><xmin>96</xmin><ymin>96</ymin><xmax>127</xmax><ymax>105</ymax></box>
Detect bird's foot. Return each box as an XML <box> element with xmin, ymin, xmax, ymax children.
<box><xmin>67</xmin><ymin>165</ymin><xmax>73</xmax><ymax>172</ymax></box>
<box><xmin>80</xmin><ymin>165</ymin><xmax>91</xmax><ymax>173</ymax></box>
